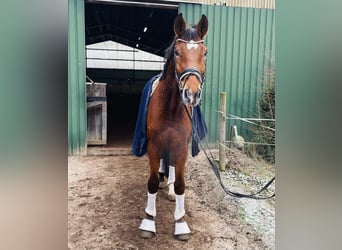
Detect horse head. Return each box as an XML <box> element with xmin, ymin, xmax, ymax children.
<box><xmin>173</xmin><ymin>14</ymin><xmax>208</xmax><ymax>107</ymax></box>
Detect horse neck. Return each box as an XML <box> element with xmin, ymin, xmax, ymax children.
<box><xmin>159</xmin><ymin>58</ymin><xmax>184</xmax><ymax>119</ymax></box>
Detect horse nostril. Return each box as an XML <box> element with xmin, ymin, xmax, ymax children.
<box><xmin>189</xmin><ymin>90</ymin><xmax>194</xmax><ymax>102</ymax></box>
<box><xmin>184</xmin><ymin>89</ymin><xmax>189</xmax><ymax>97</ymax></box>
<box><xmin>183</xmin><ymin>89</ymin><xmax>193</xmax><ymax>104</ymax></box>
<box><xmin>183</xmin><ymin>88</ymin><xmax>203</xmax><ymax>105</ymax></box>
<box><xmin>196</xmin><ymin>89</ymin><xmax>202</xmax><ymax>99</ymax></box>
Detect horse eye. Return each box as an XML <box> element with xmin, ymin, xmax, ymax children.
<box><xmin>174</xmin><ymin>50</ymin><xmax>180</xmax><ymax>57</ymax></box>
<box><xmin>204</xmin><ymin>51</ymin><xmax>208</xmax><ymax>57</ymax></box>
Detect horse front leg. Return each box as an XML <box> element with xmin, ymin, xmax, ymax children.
<box><xmin>139</xmin><ymin>153</ymin><xmax>159</xmax><ymax>239</ymax></box>
<box><xmin>173</xmin><ymin>162</ymin><xmax>191</xmax><ymax>241</ymax></box>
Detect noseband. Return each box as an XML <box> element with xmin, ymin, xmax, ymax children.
<box><xmin>174</xmin><ymin>39</ymin><xmax>206</xmax><ymax>91</ymax></box>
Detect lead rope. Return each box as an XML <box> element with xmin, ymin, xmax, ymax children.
<box><xmin>184</xmin><ymin>104</ymin><xmax>275</xmax><ymax>200</ymax></box>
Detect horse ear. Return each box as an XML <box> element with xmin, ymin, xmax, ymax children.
<box><xmin>197</xmin><ymin>14</ymin><xmax>208</xmax><ymax>39</ymax></box>
<box><xmin>174</xmin><ymin>13</ymin><xmax>186</xmax><ymax>37</ymax></box>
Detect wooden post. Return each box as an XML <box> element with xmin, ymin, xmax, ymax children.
<box><xmin>219</xmin><ymin>92</ymin><xmax>227</xmax><ymax>171</ymax></box>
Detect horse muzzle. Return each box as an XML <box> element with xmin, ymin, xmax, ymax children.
<box><xmin>176</xmin><ymin>67</ymin><xmax>205</xmax><ymax>106</ymax></box>
<box><xmin>182</xmin><ymin>87</ymin><xmax>202</xmax><ymax>106</ymax></box>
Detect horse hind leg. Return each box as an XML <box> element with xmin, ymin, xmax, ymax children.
<box><xmin>158</xmin><ymin>152</ymin><xmax>176</xmax><ymax>201</ymax></box>
<box><xmin>158</xmin><ymin>159</ymin><xmax>168</xmax><ymax>189</ymax></box>
<box><xmin>167</xmin><ymin>165</ymin><xmax>176</xmax><ymax>201</ymax></box>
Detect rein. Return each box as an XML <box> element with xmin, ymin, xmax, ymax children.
<box><xmin>184</xmin><ymin>105</ymin><xmax>275</xmax><ymax>200</ymax></box>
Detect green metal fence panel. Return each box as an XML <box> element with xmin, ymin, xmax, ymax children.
<box><xmin>179</xmin><ymin>4</ymin><xmax>275</xmax><ymax>144</ymax></box>
<box><xmin>68</xmin><ymin>0</ymin><xmax>86</xmax><ymax>155</ymax></box>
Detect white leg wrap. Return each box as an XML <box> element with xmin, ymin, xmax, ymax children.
<box><xmin>159</xmin><ymin>159</ymin><xmax>165</xmax><ymax>173</ymax></box>
<box><xmin>139</xmin><ymin>218</ymin><xmax>156</xmax><ymax>233</ymax></box>
<box><xmin>174</xmin><ymin>194</ymin><xmax>186</xmax><ymax>221</ymax></box>
<box><xmin>168</xmin><ymin>183</ymin><xmax>175</xmax><ymax>196</ymax></box>
<box><xmin>167</xmin><ymin>166</ymin><xmax>175</xmax><ymax>185</ymax></box>
<box><xmin>175</xmin><ymin>221</ymin><xmax>191</xmax><ymax>235</ymax></box>
<box><xmin>145</xmin><ymin>192</ymin><xmax>157</xmax><ymax>217</ymax></box>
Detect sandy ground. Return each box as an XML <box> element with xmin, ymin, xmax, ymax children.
<box><xmin>68</xmin><ymin>148</ymin><xmax>275</xmax><ymax>249</ymax></box>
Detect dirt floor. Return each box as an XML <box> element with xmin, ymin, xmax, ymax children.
<box><xmin>68</xmin><ymin>147</ymin><xmax>275</xmax><ymax>249</ymax></box>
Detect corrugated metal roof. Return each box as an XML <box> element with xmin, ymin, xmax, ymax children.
<box><xmin>87</xmin><ymin>0</ymin><xmax>275</xmax><ymax>9</ymax></box>
<box><xmin>199</xmin><ymin>0</ymin><xmax>275</xmax><ymax>9</ymax></box>
<box><xmin>85</xmin><ymin>2</ymin><xmax>177</xmax><ymax>56</ymax></box>
<box><xmin>86</xmin><ymin>41</ymin><xmax>164</xmax><ymax>70</ymax></box>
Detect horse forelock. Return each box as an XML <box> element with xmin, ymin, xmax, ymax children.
<box><xmin>183</xmin><ymin>25</ymin><xmax>200</xmax><ymax>41</ymax></box>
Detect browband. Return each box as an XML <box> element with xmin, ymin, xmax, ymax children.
<box><xmin>176</xmin><ymin>39</ymin><xmax>205</xmax><ymax>44</ymax></box>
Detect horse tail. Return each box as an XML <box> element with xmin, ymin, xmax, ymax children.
<box><xmin>162</xmin><ymin>150</ymin><xmax>170</xmax><ymax>179</ymax></box>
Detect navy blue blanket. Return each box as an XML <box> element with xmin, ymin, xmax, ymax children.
<box><xmin>132</xmin><ymin>74</ymin><xmax>208</xmax><ymax>157</ymax></box>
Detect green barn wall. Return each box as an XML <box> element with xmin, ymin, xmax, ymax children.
<box><xmin>179</xmin><ymin>4</ymin><xmax>275</xmax><ymax>144</ymax></box>
<box><xmin>68</xmin><ymin>0</ymin><xmax>86</xmax><ymax>155</ymax></box>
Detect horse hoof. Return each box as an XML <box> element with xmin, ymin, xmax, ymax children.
<box><xmin>175</xmin><ymin>233</ymin><xmax>190</xmax><ymax>241</ymax></box>
<box><xmin>140</xmin><ymin>230</ymin><xmax>155</xmax><ymax>239</ymax></box>
<box><xmin>168</xmin><ymin>193</ymin><xmax>176</xmax><ymax>201</ymax></box>
<box><xmin>159</xmin><ymin>181</ymin><xmax>168</xmax><ymax>189</ymax></box>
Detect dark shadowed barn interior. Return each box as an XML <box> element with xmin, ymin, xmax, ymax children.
<box><xmin>85</xmin><ymin>2</ymin><xmax>177</xmax><ymax>147</ymax></box>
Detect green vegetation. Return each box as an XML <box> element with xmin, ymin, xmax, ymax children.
<box><xmin>246</xmin><ymin>65</ymin><xmax>275</xmax><ymax>163</ymax></box>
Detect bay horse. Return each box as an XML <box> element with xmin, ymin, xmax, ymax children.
<box><xmin>139</xmin><ymin>14</ymin><xmax>208</xmax><ymax>241</ymax></box>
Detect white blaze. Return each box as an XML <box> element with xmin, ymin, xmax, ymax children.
<box><xmin>186</xmin><ymin>40</ymin><xmax>199</xmax><ymax>50</ymax></box>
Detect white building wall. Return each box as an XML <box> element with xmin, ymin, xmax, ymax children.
<box><xmin>86</xmin><ymin>40</ymin><xmax>165</xmax><ymax>71</ymax></box>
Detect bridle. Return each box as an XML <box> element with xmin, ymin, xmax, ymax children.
<box><xmin>174</xmin><ymin>39</ymin><xmax>206</xmax><ymax>92</ymax></box>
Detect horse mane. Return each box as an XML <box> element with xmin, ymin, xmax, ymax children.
<box><xmin>160</xmin><ymin>24</ymin><xmax>200</xmax><ymax>80</ymax></box>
